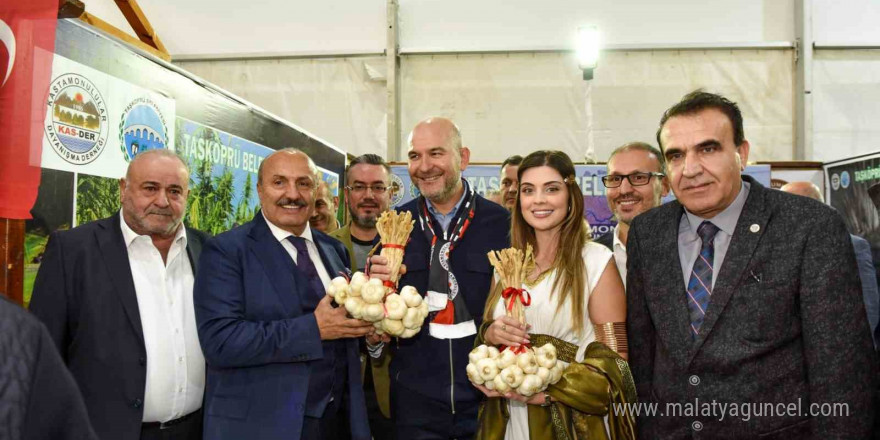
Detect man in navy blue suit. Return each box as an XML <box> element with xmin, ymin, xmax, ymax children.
<box><xmin>194</xmin><ymin>148</ymin><xmax>374</xmax><ymax>440</ymax></box>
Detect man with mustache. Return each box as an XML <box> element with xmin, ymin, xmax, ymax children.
<box><xmin>370</xmin><ymin>117</ymin><xmax>510</xmax><ymax>439</ymax></box>
<box><xmin>329</xmin><ymin>154</ymin><xmax>395</xmax><ymax>439</ymax></box>
<box><xmin>31</xmin><ymin>149</ymin><xmax>209</xmax><ymax>440</ymax></box>
<box><xmin>596</xmin><ymin>142</ymin><xmax>668</xmax><ymax>284</ymax></box>
<box><xmin>194</xmin><ymin>148</ymin><xmax>373</xmax><ymax>440</ymax></box>
<box><xmin>626</xmin><ymin>90</ymin><xmax>876</xmax><ymax>438</ymax></box>
<box><xmin>498</xmin><ymin>155</ymin><xmax>522</xmax><ymax>211</ymax></box>
<box><xmin>311</xmin><ymin>180</ymin><xmax>341</xmax><ymax>233</ymax></box>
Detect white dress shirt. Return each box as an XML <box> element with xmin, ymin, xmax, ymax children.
<box><xmin>120</xmin><ymin>214</ymin><xmax>205</xmax><ymax>422</ymax></box>
<box><xmin>612</xmin><ymin>225</ymin><xmax>627</xmax><ymax>287</ymax></box>
<box><xmin>263</xmin><ymin>213</ymin><xmax>333</xmax><ymax>290</ymax></box>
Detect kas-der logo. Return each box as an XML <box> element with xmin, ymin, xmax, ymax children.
<box><xmin>119</xmin><ymin>97</ymin><xmax>168</xmax><ymax>161</ymax></box>
<box><xmin>830</xmin><ymin>173</ymin><xmax>840</xmax><ymax>191</ymax></box>
<box><xmin>44</xmin><ymin>73</ymin><xmax>108</xmax><ymax>165</ymax></box>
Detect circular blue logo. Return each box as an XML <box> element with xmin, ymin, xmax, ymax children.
<box><xmin>119</xmin><ymin>97</ymin><xmax>168</xmax><ymax>161</ymax></box>
<box><xmin>840</xmin><ymin>171</ymin><xmax>851</xmax><ymax>189</ymax></box>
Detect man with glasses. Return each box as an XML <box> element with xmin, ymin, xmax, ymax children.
<box><xmin>329</xmin><ymin>153</ymin><xmax>395</xmax><ymax>439</ymax></box>
<box><xmin>597</xmin><ymin>142</ymin><xmax>669</xmax><ymax>284</ymax></box>
<box><xmin>331</xmin><ymin>154</ymin><xmax>393</xmax><ymax>272</ymax></box>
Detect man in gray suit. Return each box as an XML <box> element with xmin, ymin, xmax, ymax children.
<box><xmin>626</xmin><ymin>90</ymin><xmax>877</xmax><ymax>438</ymax></box>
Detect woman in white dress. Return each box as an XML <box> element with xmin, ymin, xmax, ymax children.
<box><xmin>473</xmin><ymin>150</ymin><xmax>636</xmax><ymax>440</ymax></box>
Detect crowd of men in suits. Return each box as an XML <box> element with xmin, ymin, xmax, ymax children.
<box><xmin>5</xmin><ymin>90</ymin><xmax>878</xmax><ymax>440</ymax></box>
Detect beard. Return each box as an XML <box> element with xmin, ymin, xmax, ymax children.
<box><xmin>349</xmin><ymin>203</ymin><xmax>380</xmax><ymax>229</ymax></box>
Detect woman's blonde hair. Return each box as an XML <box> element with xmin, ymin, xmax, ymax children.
<box><xmin>484</xmin><ymin>150</ymin><xmax>590</xmax><ymax>334</ymax></box>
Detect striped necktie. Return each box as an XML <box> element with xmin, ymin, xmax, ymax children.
<box><xmin>687</xmin><ymin>221</ymin><xmax>720</xmax><ymax>339</ymax></box>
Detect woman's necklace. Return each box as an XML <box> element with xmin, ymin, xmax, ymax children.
<box><xmin>525</xmin><ymin>258</ymin><xmax>555</xmax><ymax>287</ymax></box>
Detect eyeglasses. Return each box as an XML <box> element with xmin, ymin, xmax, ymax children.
<box><xmin>346</xmin><ymin>184</ymin><xmax>388</xmax><ymax>194</ymax></box>
<box><xmin>601</xmin><ymin>172</ymin><xmax>665</xmax><ymax>188</ymax></box>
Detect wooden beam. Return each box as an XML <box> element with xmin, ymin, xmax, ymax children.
<box><xmin>78</xmin><ymin>11</ymin><xmax>171</xmax><ymax>61</ymax></box>
<box><xmin>1</xmin><ymin>218</ymin><xmax>25</xmax><ymax>306</ymax></box>
<box><xmin>113</xmin><ymin>0</ymin><xmax>169</xmax><ymax>55</ymax></box>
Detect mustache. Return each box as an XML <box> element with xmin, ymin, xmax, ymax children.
<box><xmin>276</xmin><ymin>198</ymin><xmax>309</xmax><ymax>208</ymax></box>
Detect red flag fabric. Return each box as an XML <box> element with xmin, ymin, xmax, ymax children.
<box><xmin>0</xmin><ymin>0</ymin><xmax>58</xmax><ymax>219</ymax></box>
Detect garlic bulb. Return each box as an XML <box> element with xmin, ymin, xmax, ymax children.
<box><xmin>500</xmin><ymin>365</ymin><xmax>525</xmax><ymax>388</ymax></box>
<box><xmin>536</xmin><ymin>366</ymin><xmax>551</xmax><ymax>385</ymax></box>
<box><xmin>486</xmin><ymin>346</ymin><xmax>501</xmax><ymax>359</ymax></box>
<box><xmin>516</xmin><ymin>351</ymin><xmax>539</xmax><ymax>375</ymax></box>
<box><xmin>476</xmin><ymin>358</ymin><xmax>499</xmax><ymax>382</ymax></box>
<box><xmin>373</xmin><ymin>319</ymin><xmax>385</xmax><ymax>335</ymax></box>
<box><xmin>330</xmin><ymin>276</ymin><xmax>349</xmax><ymax>289</ymax></box>
<box><xmin>361</xmin><ymin>283</ymin><xmax>385</xmax><ymax>304</ymax></box>
<box><xmin>401</xmin><ymin>327</ymin><xmax>420</xmax><ymax>338</ymax></box>
<box><xmin>466</xmin><ymin>363</ymin><xmax>484</xmax><ymax>385</ymax></box>
<box><xmin>384</xmin><ymin>294</ymin><xmax>407</xmax><ymax>320</ymax></box>
<box><xmin>516</xmin><ymin>374</ymin><xmax>543</xmax><ymax>397</ymax></box>
<box><xmin>484</xmin><ymin>378</ymin><xmax>496</xmax><ymax>391</ymax></box>
<box><xmin>348</xmin><ymin>272</ymin><xmax>370</xmax><ymax>294</ymax></box>
<box><xmin>400</xmin><ymin>286</ymin><xmax>423</xmax><ymax>307</ymax></box>
<box><xmin>334</xmin><ymin>286</ymin><xmax>349</xmax><ymax>303</ymax></box>
<box><xmin>496</xmin><ymin>349</ymin><xmax>517</xmax><ymax>369</ymax></box>
<box><xmin>344</xmin><ymin>297</ymin><xmax>365</xmax><ymax>319</ymax></box>
<box><xmin>361</xmin><ymin>303</ymin><xmax>385</xmax><ymax>322</ymax></box>
<box><xmin>326</xmin><ymin>284</ymin><xmax>338</xmax><ymax>298</ymax></box>
<box><xmin>536</xmin><ymin>343</ymin><xmax>557</xmax><ymax>369</ymax></box>
<box><xmin>382</xmin><ymin>318</ymin><xmax>405</xmax><ymax>336</ymax></box>
<box><xmin>402</xmin><ymin>307</ymin><xmax>422</xmax><ymax>329</ymax></box>
<box><xmin>469</xmin><ymin>345</ymin><xmax>489</xmax><ymax>364</ymax></box>
<box><xmin>493</xmin><ymin>374</ymin><xmax>511</xmax><ymax>393</ymax></box>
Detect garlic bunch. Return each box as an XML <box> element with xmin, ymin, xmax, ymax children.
<box><xmin>466</xmin><ymin>342</ymin><xmax>565</xmax><ymax>399</ymax></box>
<box><xmin>326</xmin><ymin>272</ymin><xmax>429</xmax><ymax>338</ymax></box>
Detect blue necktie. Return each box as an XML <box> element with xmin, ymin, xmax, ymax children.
<box><xmin>687</xmin><ymin>221</ymin><xmax>720</xmax><ymax>339</ymax></box>
<box><xmin>287</xmin><ymin>236</ymin><xmax>325</xmax><ymax>311</ymax></box>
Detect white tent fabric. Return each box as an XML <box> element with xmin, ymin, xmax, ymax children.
<box><xmin>177</xmin><ymin>49</ymin><xmax>794</xmax><ymax>162</ymax></box>
<box><xmin>401</xmin><ymin>50</ymin><xmax>794</xmax><ymax>162</ymax></box>
<box><xmin>176</xmin><ymin>57</ymin><xmax>388</xmax><ymax>158</ymax></box>
<box><xmin>812</xmin><ymin>50</ymin><xmax>880</xmax><ymax>163</ymax></box>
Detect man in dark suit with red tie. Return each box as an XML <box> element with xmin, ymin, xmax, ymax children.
<box><xmin>626</xmin><ymin>91</ymin><xmax>877</xmax><ymax>438</ymax></box>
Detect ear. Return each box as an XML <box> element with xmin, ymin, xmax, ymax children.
<box><xmin>118</xmin><ymin>178</ymin><xmax>127</xmax><ymax>203</ymax></box>
<box><xmin>459</xmin><ymin>146</ymin><xmax>471</xmax><ymax>171</ymax></box>
<box><xmin>736</xmin><ymin>140</ymin><xmax>750</xmax><ymax>171</ymax></box>
<box><xmin>660</xmin><ymin>176</ymin><xmax>670</xmax><ymax>197</ymax></box>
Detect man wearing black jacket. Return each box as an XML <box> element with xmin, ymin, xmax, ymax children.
<box><xmin>31</xmin><ymin>149</ymin><xmax>208</xmax><ymax>440</ymax></box>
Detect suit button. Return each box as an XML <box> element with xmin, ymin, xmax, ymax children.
<box><xmin>139</xmin><ymin>357</ymin><xmax>146</xmax><ymax>366</ymax></box>
<box><xmin>689</xmin><ymin>375</ymin><xmax>700</xmax><ymax>386</ymax></box>
<box><xmin>133</xmin><ymin>398</ymin><xmax>143</xmax><ymax>409</ymax></box>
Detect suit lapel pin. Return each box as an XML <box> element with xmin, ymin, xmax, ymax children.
<box><xmin>749</xmin><ymin>224</ymin><xmax>760</xmax><ymax>233</ymax></box>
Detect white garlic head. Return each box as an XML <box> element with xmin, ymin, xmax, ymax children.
<box><xmin>384</xmin><ymin>294</ymin><xmax>407</xmax><ymax>320</ymax></box>
<box><xmin>469</xmin><ymin>345</ymin><xmax>489</xmax><ymax>364</ymax></box>
<box><xmin>516</xmin><ymin>351</ymin><xmax>539</xmax><ymax>375</ymax></box>
<box><xmin>500</xmin><ymin>365</ymin><xmax>525</xmax><ymax>389</ymax></box>
<box><xmin>496</xmin><ymin>349</ymin><xmax>517</xmax><ymax>369</ymax></box>
<box><xmin>476</xmin><ymin>358</ymin><xmax>499</xmax><ymax>382</ymax></box>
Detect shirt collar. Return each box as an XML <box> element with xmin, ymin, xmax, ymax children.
<box><xmin>263</xmin><ymin>211</ymin><xmax>315</xmax><ymax>244</ymax></box>
<box><xmin>424</xmin><ymin>178</ymin><xmax>468</xmax><ymax>218</ymax></box>
<box><xmin>684</xmin><ymin>179</ymin><xmax>751</xmax><ymax>237</ymax></box>
<box><xmin>119</xmin><ymin>210</ymin><xmax>187</xmax><ymax>248</ymax></box>
<box><xmin>613</xmin><ymin>224</ymin><xmax>626</xmax><ymax>251</ymax></box>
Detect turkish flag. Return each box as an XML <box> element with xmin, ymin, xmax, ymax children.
<box><xmin>0</xmin><ymin>0</ymin><xmax>58</xmax><ymax>219</ymax></box>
